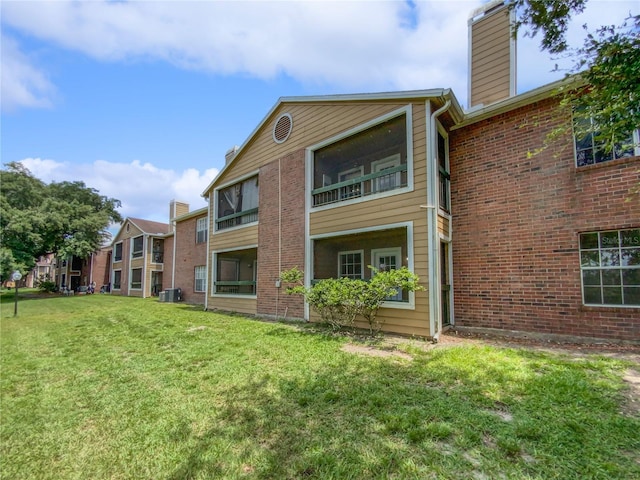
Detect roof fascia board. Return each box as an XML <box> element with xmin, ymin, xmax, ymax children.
<box><xmin>454</xmin><ymin>75</ymin><xmax>584</xmax><ymax>130</ymax></box>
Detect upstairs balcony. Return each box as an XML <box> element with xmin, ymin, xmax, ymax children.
<box><xmin>312</xmin><ymin>163</ymin><xmax>408</xmax><ymax>207</ymax></box>
<box><xmin>311</xmin><ymin>112</ymin><xmax>409</xmax><ymax>208</ymax></box>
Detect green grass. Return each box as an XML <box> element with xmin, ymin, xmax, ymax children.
<box><xmin>1</xmin><ymin>291</ymin><xmax>639</xmax><ymax>479</ymax></box>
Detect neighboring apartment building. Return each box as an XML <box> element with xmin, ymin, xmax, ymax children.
<box><xmin>108</xmin><ymin>201</ymin><xmax>208</xmax><ymax>303</ymax></box>
<box><xmin>53</xmin><ymin>254</ymin><xmax>85</xmax><ymax>291</ymax></box>
<box><xmin>110</xmin><ymin>217</ymin><xmax>174</xmax><ymax>298</ymax></box>
<box><xmin>200</xmin><ymin>0</ymin><xmax>638</xmax><ymax>341</ymax></box>
<box><xmin>25</xmin><ymin>254</ymin><xmax>56</xmax><ymax>288</ymax></box>
<box><xmin>171</xmin><ymin>205</ymin><xmax>209</xmax><ymax>304</ymax></box>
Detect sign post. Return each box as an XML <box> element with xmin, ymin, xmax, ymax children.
<box><xmin>11</xmin><ymin>271</ymin><xmax>22</xmax><ymax>317</ymax></box>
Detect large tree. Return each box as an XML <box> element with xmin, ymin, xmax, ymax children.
<box><xmin>511</xmin><ymin>0</ymin><xmax>639</xmax><ymax>156</ymax></box>
<box><xmin>0</xmin><ymin>162</ymin><xmax>122</xmax><ymax>281</ymax></box>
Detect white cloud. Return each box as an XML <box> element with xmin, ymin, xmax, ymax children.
<box><xmin>1</xmin><ymin>0</ymin><xmax>483</xmax><ymax>107</ymax></box>
<box><xmin>1</xmin><ymin>1</ymin><xmax>637</xmax><ymax>111</ymax></box>
<box><xmin>18</xmin><ymin>157</ymin><xmax>217</xmax><ymax>224</ymax></box>
<box><xmin>0</xmin><ymin>34</ymin><xmax>55</xmax><ymax>112</ymax></box>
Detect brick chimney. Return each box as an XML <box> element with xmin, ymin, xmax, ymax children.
<box><xmin>468</xmin><ymin>0</ymin><xmax>516</xmax><ymax>109</ymax></box>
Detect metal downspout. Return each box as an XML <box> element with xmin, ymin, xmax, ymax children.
<box><xmin>427</xmin><ymin>99</ymin><xmax>451</xmax><ymax>341</ymax></box>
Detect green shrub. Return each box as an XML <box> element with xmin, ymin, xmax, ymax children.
<box><xmin>280</xmin><ymin>266</ymin><xmax>423</xmax><ymax>334</ymax></box>
<box><xmin>37</xmin><ymin>279</ymin><xmax>58</xmax><ymax>293</ymax></box>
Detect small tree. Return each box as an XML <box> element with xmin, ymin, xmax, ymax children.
<box><xmin>280</xmin><ymin>266</ymin><xmax>423</xmax><ymax>334</ymax></box>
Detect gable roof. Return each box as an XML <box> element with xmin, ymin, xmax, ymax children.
<box><xmin>111</xmin><ymin>217</ymin><xmax>171</xmax><ymax>246</ymax></box>
<box><xmin>201</xmin><ymin>88</ymin><xmax>464</xmax><ymax>196</ymax></box>
<box><xmin>128</xmin><ymin>217</ymin><xmax>170</xmax><ymax>235</ymax></box>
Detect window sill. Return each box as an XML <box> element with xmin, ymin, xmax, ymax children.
<box><xmin>581</xmin><ymin>303</ymin><xmax>639</xmax><ymax>310</ymax></box>
<box><xmin>212</xmin><ymin>293</ymin><xmax>257</xmax><ymax>300</ymax></box>
<box><xmin>576</xmin><ymin>155</ymin><xmax>639</xmax><ymax>172</ymax></box>
<box><xmin>380</xmin><ymin>300</ymin><xmax>415</xmax><ymax>310</ymax></box>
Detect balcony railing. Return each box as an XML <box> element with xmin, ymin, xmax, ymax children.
<box><xmin>214</xmin><ymin>280</ymin><xmax>256</xmax><ymax>295</ymax></box>
<box><xmin>312</xmin><ymin>164</ymin><xmax>407</xmax><ymax>207</ymax></box>
<box><xmin>216</xmin><ymin>208</ymin><xmax>259</xmax><ymax>231</ymax></box>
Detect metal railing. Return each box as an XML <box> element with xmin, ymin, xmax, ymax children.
<box><xmin>312</xmin><ymin>164</ymin><xmax>407</xmax><ymax>207</ymax></box>
<box><xmin>214</xmin><ymin>280</ymin><xmax>256</xmax><ymax>295</ymax></box>
<box><xmin>216</xmin><ymin>208</ymin><xmax>259</xmax><ymax>231</ymax></box>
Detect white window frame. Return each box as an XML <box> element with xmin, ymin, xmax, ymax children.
<box><xmin>113</xmin><ymin>242</ymin><xmax>123</xmax><ymax>262</ymax></box>
<box><xmin>130</xmin><ymin>268</ymin><xmax>143</xmax><ymax>290</ymax></box>
<box><xmin>338</xmin><ymin>250</ymin><xmax>365</xmax><ymax>279</ymax></box>
<box><xmin>210</xmin><ymin>244</ymin><xmax>258</xmax><ymax>298</ymax></box>
<box><xmin>371</xmin><ymin>247</ymin><xmax>403</xmax><ymax>302</ymax></box>
<box><xmin>574</xmin><ymin>117</ymin><xmax>640</xmax><ymax>167</ymax></box>
<box><xmin>194</xmin><ymin>265</ymin><xmax>206</xmax><ymax>292</ymax></box>
<box><xmin>112</xmin><ymin>269</ymin><xmax>122</xmax><ymax>291</ymax></box>
<box><xmin>579</xmin><ymin>229</ymin><xmax>640</xmax><ymax>307</ymax></box>
<box><xmin>307</xmin><ymin>222</ymin><xmax>415</xmax><ymax>315</ymax></box>
<box><xmin>307</xmin><ymin>105</ymin><xmax>414</xmax><ymax>212</ymax></box>
<box><xmin>436</xmin><ymin>123</ymin><xmax>451</xmax><ymax>214</ymax></box>
<box><xmin>213</xmin><ymin>170</ymin><xmax>260</xmax><ymax>233</ymax></box>
<box><xmin>131</xmin><ymin>235</ymin><xmax>144</xmax><ymax>259</ymax></box>
<box><xmin>196</xmin><ymin>217</ymin><xmax>208</xmax><ymax>244</ymax></box>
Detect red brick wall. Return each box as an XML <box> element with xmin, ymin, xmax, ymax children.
<box><xmin>449</xmin><ymin>97</ymin><xmax>639</xmax><ymax>341</ymax></box>
<box><xmin>257</xmin><ymin>150</ymin><xmax>306</xmax><ymax>319</ymax></box>
<box><xmin>162</xmin><ymin>235</ymin><xmax>174</xmax><ymax>296</ymax></box>
<box><xmin>174</xmin><ymin>216</ymin><xmax>207</xmax><ymax>304</ymax></box>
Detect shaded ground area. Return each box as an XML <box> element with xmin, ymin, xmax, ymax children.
<box><xmin>342</xmin><ymin>328</ymin><xmax>640</xmax><ymax>417</ymax></box>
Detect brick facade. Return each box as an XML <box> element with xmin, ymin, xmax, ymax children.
<box><xmin>450</xmin><ymin>97</ymin><xmax>640</xmax><ymax>341</ymax></box>
<box><xmin>173</xmin><ymin>212</ymin><xmax>207</xmax><ymax>304</ymax></box>
<box><xmin>257</xmin><ymin>150</ymin><xmax>306</xmax><ymax>319</ymax></box>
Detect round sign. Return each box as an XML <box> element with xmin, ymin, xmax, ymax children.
<box><xmin>11</xmin><ymin>271</ymin><xmax>22</xmax><ymax>281</ymax></box>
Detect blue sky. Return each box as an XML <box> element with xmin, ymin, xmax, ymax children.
<box><xmin>2</xmin><ymin>0</ymin><xmax>637</xmax><ymax>227</ymax></box>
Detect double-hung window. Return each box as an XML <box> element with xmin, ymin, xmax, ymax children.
<box><xmin>131</xmin><ymin>268</ymin><xmax>142</xmax><ymax>289</ymax></box>
<box><xmin>216</xmin><ymin>176</ymin><xmax>259</xmax><ymax>231</ymax></box>
<box><xmin>132</xmin><ymin>236</ymin><xmax>143</xmax><ymax>258</ymax></box>
<box><xmin>194</xmin><ymin>266</ymin><xmax>206</xmax><ymax>292</ymax></box>
<box><xmin>574</xmin><ymin>115</ymin><xmax>639</xmax><ymax>167</ymax></box>
<box><xmin>579</xmin><ymin>229</ymin><xmax>640</xmax><ymax>306</ymax></box>
<box><xmin>196</xmin><ymin>217</ymin><xmax>208</xmax><ymax>243</ymax></box>
<box><xmin>437</xmin><ymin>127</ymin><xmax>450</xmax><ymax>213</ymax></box>
<box><xmin>113</xmin><ymin>270</ymin><xmax>122</xmax><ymax>290</ymax></box>
<box><xmin>114</xmin><ymin>242</ymin><xmax>123</xmax><ymax>262</ymax></box>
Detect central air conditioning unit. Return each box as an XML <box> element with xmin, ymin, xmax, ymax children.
<box><xmin>164</xmin><ymin>288</ymin><xmax>182</xmax><ymax>302</ymax></box>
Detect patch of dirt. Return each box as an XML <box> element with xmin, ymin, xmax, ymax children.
<box><xmin>341</xmin><ymin>343</ymin><xmax>413</xmax><ymax>361</ymax></box>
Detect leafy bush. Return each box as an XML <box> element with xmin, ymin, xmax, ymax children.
<box><xmin>280</xmin><ymin>266</ymin><xmax>423</xmax><ymax>334</ymax></box>
<box><xmin>38</xmin><ymin>280</ymin><xmax>58</xmax><ymax>293</ymax></box>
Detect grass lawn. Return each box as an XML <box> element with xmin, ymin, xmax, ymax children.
<box><xmin>1</xmin><ymin>291</ymin><xmax>639</xmax><ymax>479</ymax></box>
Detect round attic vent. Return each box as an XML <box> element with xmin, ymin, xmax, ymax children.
<box><xmin>273</xmin><ymin>113</ymin><xmax>293</xmax><ymax>144</ymax></box>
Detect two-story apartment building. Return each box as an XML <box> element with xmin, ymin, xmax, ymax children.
<box><xmin>201</xmin><ymin>0</ymin><xmax>638</xmax><ymax>341</ymax></box>
<box><xmin>108</xmin><ymin>201</ymin><xmax>208</xmax><ymax>303</ymax></box>
<box><xmin>110</xmin><ymin>217</ymin><xmax>173</xmax><ymax>298</ymax></box>
<box><xmin>202</xmin><ymin>92</ymin><xmax>464</xmax><ymax>338</ymax></box>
